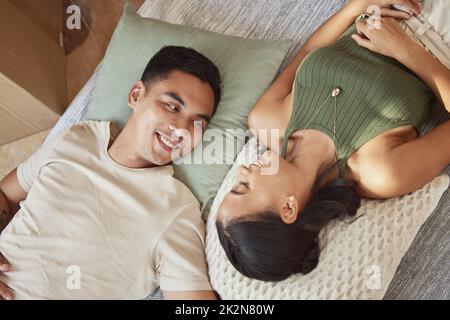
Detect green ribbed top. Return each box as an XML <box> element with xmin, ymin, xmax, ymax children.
<box><xmin>281</xmin><ymin>25</ymin><xmax>434</xmax><ymax>176</ymax></box>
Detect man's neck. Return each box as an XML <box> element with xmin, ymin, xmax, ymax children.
<box><xmin>107</xmin><ymin>124</ymin><xmax>156</xmax><ymax>169</ymax></box>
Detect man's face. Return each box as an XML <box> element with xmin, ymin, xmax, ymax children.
<box><xmin>127</xmin><ymin>70</ymin><xmax>215</xmax><ymax>166</ymax></box>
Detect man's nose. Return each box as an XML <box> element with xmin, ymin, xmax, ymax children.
<box><xmin>168</xmin><ymin>124</ymin><xmax>186</xmax><ymax>143</ymax></box>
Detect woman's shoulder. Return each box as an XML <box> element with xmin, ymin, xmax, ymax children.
<box><xmin>248</xmin><ymin>94</ymin><xmax>293</xmax><ymax>141</ymax></box>
<box><xmin>346</xmin><ymin>125</ymin><xmax>419</xmax><ymax>198</ymax></box>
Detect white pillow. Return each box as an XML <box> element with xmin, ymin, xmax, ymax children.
<box><xmin>205</xmin><ymin>138</ymin><xmax>449</xmax><ymax>299</ymax></box>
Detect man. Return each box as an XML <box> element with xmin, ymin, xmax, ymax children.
<box><xmin>0</xmin><ymin>46</ymin><xmax>221</xmax><ymax>300</ymax></box>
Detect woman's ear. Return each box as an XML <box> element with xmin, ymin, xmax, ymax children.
<box><xmin>280</xmin><ymin>195</ymin><xmax>298</xmax><ymax>224</ymax></box>
<box><xmin>128</xmin><ymin>81</ymin><xmax>146</xmax><ymax>109</ymax></box>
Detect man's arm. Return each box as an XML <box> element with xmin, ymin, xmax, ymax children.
<box><xmin>154</xmin><ymin>202</ymin><xmax>217</xmax><ymax>300</ymax></box>
<box><xmin>0</xmin><ymin>169</ymin><xmax>26</xmax><ymax>300</ymax></box>
<box><xmin>163</xmin><ymin>290</ymin><xmax>218</xmax><ymax>300</ymax></box>
<box><xmin>0</xmin><ymin>169</ymin><xmax>27</xmax><ymax>233</ymax></box>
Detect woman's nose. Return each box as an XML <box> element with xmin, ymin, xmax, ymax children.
<box><xmin>259</xmin><ymin>150</ymin><xmax>272</xmax><ymax>166</ymax></box>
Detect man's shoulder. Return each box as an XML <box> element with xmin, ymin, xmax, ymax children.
<box><xmin>38</xmin><ymin>120</ymin><xmax>111</xmax><ymax>161</ymax></box>
<box><xmin>68</xmin><ymin>120</ymin><xmax>110</xmax><ymax>137</ymax></box>
<box><xmin>167</xmin><ymin>174</ymin><xmax>200</xmax><ymax>210</ymax></box>
<box><xmin>57</xmin><ymin>120</ymin><xmax>110</xmax><ymax>146</ymax></box>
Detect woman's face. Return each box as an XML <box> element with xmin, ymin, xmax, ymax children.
<box><xmin>217</xmin><ymin>150</ymin><xmax>301</xmax><ymax>224</ymax></box>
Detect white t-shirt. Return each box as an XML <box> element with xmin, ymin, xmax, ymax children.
<box><xmin>0</xmin><ymin>120</ymin><xmax>212</xmax><ymax>299</ymax></box>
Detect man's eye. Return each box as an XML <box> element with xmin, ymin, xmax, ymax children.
<box><xmin>165</xmin><ymin>103</ymin><xmax>178</xmax><ymax>112</ymax></box>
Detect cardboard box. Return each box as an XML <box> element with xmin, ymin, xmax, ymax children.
<box><xmin>0</xmin><ymin>0</ymin><xmax>67</xmax><ymax>145</ymax></box>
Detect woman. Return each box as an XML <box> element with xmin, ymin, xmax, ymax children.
<box><xmin>216</xmin><ymin>0</ymin><xmax>450</xmax><ymax>282</ymax></box>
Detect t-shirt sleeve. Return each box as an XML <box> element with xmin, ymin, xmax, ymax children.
<box><xmin>153</xmin><ymin>203</ymin><xmax>213</xmax><ymax>292</ymax></box>
<box><xmin>16</xmin><ymin>134</ymin><xmax>61</xmax><ymax>193</ymax></box>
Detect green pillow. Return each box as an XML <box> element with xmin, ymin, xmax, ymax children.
<box><xmin>85</xmin><ymin>3</ymin><xmax>291</xmax><ymax>219</ymax></box>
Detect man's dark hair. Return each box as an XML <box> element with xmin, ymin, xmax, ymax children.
<box><xmin>141</xmin><ymin>45</ymin><xmax>221</xmax><ymax>114</ymax></box>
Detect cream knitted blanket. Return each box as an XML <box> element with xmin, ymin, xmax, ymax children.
<box><xmin>205</xmin><ymin>138</ymin><xmax>449</xmax><ymax>299</ymax></box>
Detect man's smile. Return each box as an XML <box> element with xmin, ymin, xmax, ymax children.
<box><xmin>156</xmin><ymin>131</ymin><xmax>181</xmax><ymax>153</ymax></box>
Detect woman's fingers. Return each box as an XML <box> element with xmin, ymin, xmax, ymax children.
<box><xmin>380</xmin><ymin>8</ymin><xmax>412</xmax><ymax>19</ymax></box>
<box><xmin>351</xmin><ymin>33</ymin><xmax>374</xmax><ymax>50</ymax></box>
<box><xmin>397</xmin><ymin>0</ymin><xmax>421</xmax><ymax>15</ymax></box>
<box><xmin>0</xmin><ymin>282</ymin><xmax>14</xmax><ymax>300</ymax></box>
<box><xmin>355</xmin><ymin>20</ymin><xmax>372</xmax><ymax>38</ymax></box>
<box><xmin>353</xmin><ymin>19</ymin><xmax>378</xmax><ymax>50</ymax></box>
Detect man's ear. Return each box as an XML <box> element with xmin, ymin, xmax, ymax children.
<box><xmin>280</xmin><ymin>195</ymin><xmax>298</xmax><ymax>224</ymax></box>
<box><xmin>128</xmin><ymin>81</ymin><xmax>146</xmax><ymax>109</ymax></box>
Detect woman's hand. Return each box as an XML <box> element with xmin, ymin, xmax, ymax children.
<box><xmin>0</xmin><ymin>253</ymin><xmax>13</xmax><ymax>300</ymax></box>
<box><xmin>352</xmin><ymin>16</ymin><xmax>420</xmax><ymax>61</ymax></box>
<box><xmin>349</xmin><ymin>0</ymin><xmax>421</xmax><ymax>16</ymax></box>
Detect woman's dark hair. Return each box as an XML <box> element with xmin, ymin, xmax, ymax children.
<box><xmin>141</xmin><ymin>46</ymin><xmax>221</xmax><ymax>114</ymax></box>
<box><xmin>216</xmin><ymin>161</ymin><xmax>361</xmax><ymax>281</ymax></box>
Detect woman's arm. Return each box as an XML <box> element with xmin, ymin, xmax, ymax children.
<box><xmin>254</xmin><ymin>0</ymin><xmax>420</xmax><ymax>105</ymax></box>
<box><xmin>255</xmin><ymin>2</ymin><xmax>365</xmax><ymax>105</ymax></box>
<box><xmin>249</xmin><ymin>0</ymin><xmax>419</xmax><ymax>146</ymax></box>
<box><xmin>354</xmin><ymin>17</ymin><xmax>450</xmax><ymax>112</ymax></box>
<box><xmin>397</xmin><ymin>42</ymin><xmax>450</xmax><ymax>111</ymax></box>
<box><xmin>249</xmin><ymin>1</ymin><xmax>370</xmax><ymax>143</ymax></box>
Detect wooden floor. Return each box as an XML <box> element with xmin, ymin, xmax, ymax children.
<box><xmin>0</xmin><ymin>129</ymin><xmax>51</xmax><ymax>178</ymax></box>
<box><xmin>64</xmin><ymin>0</ymin><xmax>144</xmax><ymax>102</ymax></box>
